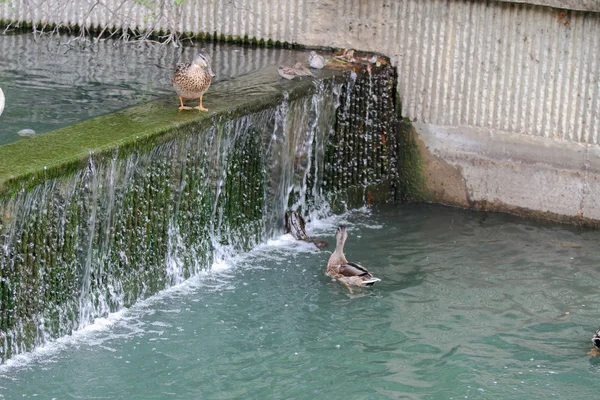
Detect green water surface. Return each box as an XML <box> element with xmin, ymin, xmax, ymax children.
<box><xmin>1</xmin><ymin>204</ymin><xmax>599</xmax><ymax>399</ymax></box>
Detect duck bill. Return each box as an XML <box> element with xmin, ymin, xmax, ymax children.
<box><xmin>207</xmin><ymin>65</ymin><xmax>215</xmax><ymax>77</ymax></box>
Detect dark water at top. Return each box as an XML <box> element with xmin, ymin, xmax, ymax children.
<box><xmin>0</xmin><ymin>32</ymin><xmax>309</xmax><ymax>145</ymax></box>
<box><xmin>1</xmin><ymin>204</ymin><xmax>599</xmax><ymax>399</ymax></box>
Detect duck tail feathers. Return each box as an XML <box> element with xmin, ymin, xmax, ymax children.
<box><xmin>363</xmin><ymin>277</ymin><xmax>381</xmax><ymax>286</ymax></box>
<box><xmin>593</xmin><ymin>335</ymin><xmax>600</xmax><ymax>350</ymax></box>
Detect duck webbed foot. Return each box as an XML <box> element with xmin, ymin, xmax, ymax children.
<box><xmin>194</xmin><ymin>96</ymin><xmax>209</xmax><ymax>112</ymax></box>
<box><xmin>344</xmin><ymin>283</ymin><xmax>354</xmax><ymax>294</ymax></box>
<box><xmin>178</xmin><ymin>97</ymin><xmax>192</xmax><ymax>110</ymax></box>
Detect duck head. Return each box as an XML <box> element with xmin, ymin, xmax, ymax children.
<box><xmin>335</xmin><ymin>225</ymin><xmax>348</xmax><ymax>247</ymax></box>
<box><xmin>193</xmin><ymin>53</ymin><xmax>215</xmax><ymax>77</ymax></box>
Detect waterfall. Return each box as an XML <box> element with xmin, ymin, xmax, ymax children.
<box><xmin>0</xmin><ymin>63</ymin><xmax>398</xmax><ymax>362</ymax></box>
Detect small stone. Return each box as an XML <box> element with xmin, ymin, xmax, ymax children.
<box><xmin>17</xmin><ymin>128</ymin><xmax>36</xmax><ymax>137</ymax></box>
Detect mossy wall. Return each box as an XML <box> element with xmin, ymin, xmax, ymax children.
<box><xmin>0</xmin><ymin>63</ymin><xmax>399</xmax><ymax>362</ymax></box>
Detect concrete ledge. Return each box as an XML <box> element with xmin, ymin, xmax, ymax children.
<box><xmin>0</xmin><ymin>58</ymin><xmax>400</xmax><ymax>362</ymax></box>
<box><xmin>494</xmin><ymin>0</ymin><xmax>600</xmax><ymax>12</ymax></box>
<box><xmin>413</xmin><ymin>123</ymin><xmax>600</xmax><ymax>225</ymax></box>
<box><xmin>0</xmin><ymin>69</ymin><xmax>341</xmax><ymax>197</ymax></box>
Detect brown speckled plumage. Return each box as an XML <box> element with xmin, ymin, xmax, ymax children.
<box><xmin>172</xmin><ymin>53</ymin><xmax>215</xmax><ymax>111</ymax></box>
<box><xmin>326</xmin><ymin>226</ymin><xmax>380</xmax><ymax>293</ymax></box>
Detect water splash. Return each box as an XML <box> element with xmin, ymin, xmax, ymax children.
<box><xmin>0</xmin><ymin>61</ymin><xmax>399</xmax><ymax>362</ymax></box>
<box><xmin>0</xmin><ymin>80</ymin><xmax>337</xmax><ymax>361</ymax></box>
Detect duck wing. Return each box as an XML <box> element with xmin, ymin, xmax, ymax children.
<box><xmin>174</xmin><ymin>62</ymin><xmax>191</xmax><ymax>74</ymax></box>
<box><xmin>338</xmin><ymin>262</ymin><xmax>372</xmax><ymax>278</ymax></box>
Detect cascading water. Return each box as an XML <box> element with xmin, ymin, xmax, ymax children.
<box><xmin>0</xmin><ymin>61</ymin><xmax>398</xmax><ymax>362</ymax></box>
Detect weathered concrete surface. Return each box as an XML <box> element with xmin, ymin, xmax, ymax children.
<box><xmin>414</xmin><ymin>122</ymin><xmax>600</xmax><ymax>225</ymax></box>
<box><xmin>494</xmin><ymin>0</ymin><xmax>600</xmax><ymax>12</ymax></box>
<box><xmin>2</xmin><ymin>0</ymin><xmax>600</xmax><ymax>224</ymax></box>
<box><xmin>305</xmin><ymin>1</ymin><xmax>600</xmax><ymax>144</ymax></box>
<box><xmin>302</xmin><ymin>0</ymin><xmax>600</xmax><ymax>224</ymax></box>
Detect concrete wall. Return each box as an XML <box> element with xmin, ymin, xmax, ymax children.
<box><xmin>302</xmin><ymin>0</ymin><xmax>600</xmax><ymax>222</ymax></box>
<box><xmin>494</xmin><ymin>0</ymin><xmax>600</xmax><ymax>12</ymax></box>
<box><xmin>2</xmin><ymin>0</ymin><xmax>599</xmax><ymax>222</ymax></box>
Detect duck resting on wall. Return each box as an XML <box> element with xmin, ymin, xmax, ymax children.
<box><xmin>172</xmin><ymin>53</ymin><xmax>215</xmax><ymax>111</ymax></box>
<box><xmin>278</xmin><ymin>61</ymin><xmax>314</xmax><ymax>80</ymax></box>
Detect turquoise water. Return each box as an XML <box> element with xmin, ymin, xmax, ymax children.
<box><xmin>1</xmin><ymin>204</ymin><xmax>599</xmax><ymax>399</ymax></box>
<box><xmin>0</xmin><ymin>32</ymin><xmax>310</xmax><ymax>145</ymax></box>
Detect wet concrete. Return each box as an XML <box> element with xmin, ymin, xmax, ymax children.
<box><xmin>412</xmin><ymin>122</ymin><xmax>600</xmax><ymax>226</ymax></box>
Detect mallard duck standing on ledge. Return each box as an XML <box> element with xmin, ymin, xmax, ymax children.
<box><xmin>326</xmin><ymin>225</ymin><xmax>380</xmax><ymax>293</ymax></box>
<box><xmin>172</xmin><ymin>53</ymin><xmax>215</xmax><ymax>111</ymax></box>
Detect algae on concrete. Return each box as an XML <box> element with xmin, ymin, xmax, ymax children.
<box><xmin>0</xmin><ymin>70</ymin><xmax>329</xmax><ymax>198</ymax></box>
<box><xmin>0</xmin><ymin>60</ymin><xmax>401</xmax><ymax>362</ymax></box>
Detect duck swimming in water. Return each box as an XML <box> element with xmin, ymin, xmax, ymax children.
<box><xmin>326</xmin><ymin>225</ymin><xmax>380</xmax><ymax>293</ymax></box>
<box><xmin>586</xmin><ymin>327</ymin><xmax>600</xmax><ymax>356</ymax></box>
<box><xmin>284</xmin><ymin>211</ymin><xmax>328</xmax><ymax>249</ymax></box>
<box><xmin>172</xmin><ymin>53</ymin><xmax>215</xmax><ymax>111</ymax></box>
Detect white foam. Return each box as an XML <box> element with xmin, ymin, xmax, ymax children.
<box><xmin>0</xmin><ymin>270</ymin><xmax>233</xmax><ymax>374</ymax></box>
<box><xmin>361</xmin><ymin>224</ymin><xmax>384</xmax><ymax>230</ymax></box>
<box><xmin>211</xmin><ymin>260</ymin><xmax>231</xmax><ymax>272</ymax></box>
<box><xmin>0</xmin><ymin>205</ymin><xmax>377</xmax><ymax>373</ymax></box>
<box><xmin>0</xmin><ymin>310</ymin><xmax>129</xmax><ymax>374</ymax></box>
<box><xmin>256</xmin><ymin>233</ymin><xmax>320</xmax><ymax>254</ymax></box>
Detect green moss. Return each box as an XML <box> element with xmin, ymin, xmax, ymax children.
<box><xmin>0</xmin><ymin>69</ymin><xmax>335</xmax><ymax>198</ymax></box>
<box><xmin>0</xmin><ymin>58</ymin><xmax>401</xmax><ymax>362</ymax></box>
<box><xmin>396</xmin><ymin>118</ymin><xmax>427</xmax><ymax>203</ymax></box>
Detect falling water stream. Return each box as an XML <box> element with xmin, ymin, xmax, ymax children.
<box><xmin>1</xmin><ymin>204</ymin><xmax>600</xmax><ymax>399</ymax></box>
<box><xmin>2</xmin><ymin>31</ymin><xmax>599</xmax><ymax>399</ymax></box>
